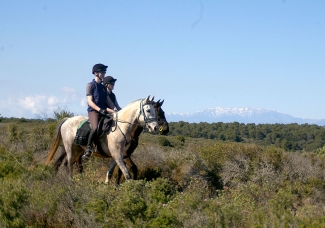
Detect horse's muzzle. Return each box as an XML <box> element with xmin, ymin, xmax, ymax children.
<box><xmin>146</xmin><ymin>123</ymin><xmax>158</xmax><ymax>132</ymax></box>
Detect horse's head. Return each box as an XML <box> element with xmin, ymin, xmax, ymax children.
<box><xmin>138</xmin><ymin>96</ymin><xmax>159</xmax><ymax>133</ymax></box>
<box><xmin>153</xmin><ymin>99</ymin><xmax>169</xmax><ymax>135</ymax></box>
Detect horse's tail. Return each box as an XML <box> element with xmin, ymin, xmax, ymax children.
<box><xmin>46</xmin><ymin>118</ymin><xmax>68</xmax><ymax>165</ymax></box>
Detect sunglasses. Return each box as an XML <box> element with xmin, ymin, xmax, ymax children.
<box><xmin>97</xmin><ymin>70</ymin><xmax>106</xmax><ymax>74</ymax></box>
<box><xmin>106</xmin><ymin>82</ymin><xmax>115</xmax><ymax>86</ymax></box>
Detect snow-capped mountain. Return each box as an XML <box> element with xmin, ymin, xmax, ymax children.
<box><xmin>166</xmin><ymin>107</ymin><xmax>325</xmax><ymax>125</ymax></box>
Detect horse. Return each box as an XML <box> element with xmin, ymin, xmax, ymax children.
<box><xmin>105</xmin><ymin>99</ymin><xmax>169</xmax><ymax>184</ymax></box>
<box><xmin>50</xmin><ymin>99</ymin><xmax>169</xmax><ymax>184</ymax></box>
<box><xmin>46</xmin><ymin>96</ymin><xmax>158</xmax><ymax>180</ymax></box>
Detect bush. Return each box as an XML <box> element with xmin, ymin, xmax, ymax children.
<box><xmin>53</xmin><ymin>107</ymin><xmax>74</xmax><ymax>121</ymax></box>
<box><xmin>177</xmin><ymin>136</ymin><xmax>185</xmax><ymax>143</ymax></box>
<box><xmin>158</xmin><ymin>137</ymin><xmax>170</xmax><ymax>147</ymax></box>
<box><xmin>0</xmin><ymin>179</ymin><xmax>29</xmax><ymax>228</ymax></box>
<box><xmin>0</xmin><ymin>146</ymin><xmax>28</xmax><ymax>179</ymax></box>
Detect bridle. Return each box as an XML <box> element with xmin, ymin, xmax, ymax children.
<box><xmin>156</xmin><ymin>110</ymin><xmax>167</xmax><ymax>132</ymax></box>
<box><xmin>138</xmin><ymin>100</ymin><xmax>158</xmax><ymax>128</ymax></box>
<box><xmin>110</xmin><ymin>99</ymin><xmax>158</xmax><ymax>145</ymax></box>
<box><xmin>155</xmin><ymin>108</ymin><xmax>167</xmax><ymax>133</ymax></box>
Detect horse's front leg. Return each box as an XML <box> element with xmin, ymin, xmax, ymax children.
<box><xmin>112</xmin><ymin>153</ymin><xmax>131</xmax><ymax>180</ymax></box>
<box><xmin>105</xmin><ymin>135</ymin><xmax>131</xmax><ymax>181</ymax></box>
<box><xmin>114</xmin><ymin>157</ymin><xmax>138</xmax><ymax>185</ymax></box>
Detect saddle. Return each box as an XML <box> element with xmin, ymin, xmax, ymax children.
<box><xmin>74</xmin><ymin>116</ymin><xmax>113</xmax><ymax>157</ymax></box>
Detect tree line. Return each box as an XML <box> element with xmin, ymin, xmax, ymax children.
<box><xmin>168</xmin><ymin>121</ymin><xmax>325</xmax><ymax>151</ymax></box>
<box><xmin>2</xmin><ymin>116</ymin><xmax>325</xmax><ymax>152</ymax></box>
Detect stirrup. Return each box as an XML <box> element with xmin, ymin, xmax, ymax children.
<box><xmin>83</xmin><ymin>147</ymin><xmax>93</xmax><ymax>158</ymax></box>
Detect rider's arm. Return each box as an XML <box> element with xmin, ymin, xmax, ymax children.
<box><xmin>86</xmin><ymin>83</ymin><xmax>114</xmax><ymax>113</ymax></box>
<box><xmin>86</xmin><ymin>95</ymin><xmax>102</xmax><ymax>112</ymax></box>
<box><xmin>105</xmin><ymin>95</ymin><xmax>116</xmax><ymax>113</ymax></box>
<box><xmin>86</xmin><ymin>83</ymin><xmax>101</xmax><ymax>112</ymax></box>
<box><xmin>111</xmin><ymin>93</ymin><xmax>121</xmax><ymax>111</ymax></box>
<box><xmin>114</xmin><ymin>100</ymin><xmax>122</xmax><ymax>111</ymax></box>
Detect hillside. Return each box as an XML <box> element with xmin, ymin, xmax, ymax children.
<box><xmin>1</xmin><ymin>118</ymin><xmax>325</xmax><ymax>227</ymax></box>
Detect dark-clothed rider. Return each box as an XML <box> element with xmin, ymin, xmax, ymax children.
<box><xmin>103</xmin><ymin>76</ymin><xmax>122</xmax><ymax>111</ymax></box>
<box><xmin>83</xmin><ymin>64</ymin><xmax>116</xmax><ymax>158</ymax></box>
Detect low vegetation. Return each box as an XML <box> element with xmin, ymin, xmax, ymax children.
<box><xmin>1</xmin><ymin>117</ymin><xmax>325</xmax><ymax>227</ymax></box>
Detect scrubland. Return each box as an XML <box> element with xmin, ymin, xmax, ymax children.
<box><xmin>1</xmin><ymin>119</ymin><xmax>325</xmax><ymax>227</ymax></box>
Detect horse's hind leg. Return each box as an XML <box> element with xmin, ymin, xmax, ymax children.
<box><xmin>116</xmin><ymin>168</ymin><xmax>123</xmax><ymax>185</ymax></box>
<box><xmin>53</xmin><ymin>148</ymin><xmax>67</xmax><ymax>172</ymax></box>
<box><xmin>62</xmin><ymin>157</ymin><xmax>74</xmax><ymax>177</ymax></box>
<box><xmin>77</xmin><ymin>155</ymin><xmax>83</xmax><ymax>173</ymax></box>
<box><xmin>65</xmin><ymin>147</ymin><xmax>76</xmax><ymax>178</ymax></box>
<box><xmin>63</xmin><ymin>153</ymin><xmax>83</xmax><ymax>175</ymax></box>
<box><xmin>67</xmin><ymin>160</ymin><xmax>74</xmax><ymax>177</ymax></box>
<box><xmin>105</xmin><ymin>159</ymin><xmax>117</xmax><ymax>184</ymax></box>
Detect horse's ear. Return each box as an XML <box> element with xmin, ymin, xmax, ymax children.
<box><xmin>150</xmin><ymin>96</ymin><xmax>154</xmax><ymax>103</ymax></box>
<box><xmin>145</xmin><ymin>96</ymin><xmax>150</xmax><ymax>103</ymax></box>
<box><xmin>160</xmin><ymin>100</ymin><xmax>164</xmax><ymax>106</ymax></box>
<box><xmin>156</xmin><ymin>99</ymin><xmax>161</xmax><ymax>104</ymax></box>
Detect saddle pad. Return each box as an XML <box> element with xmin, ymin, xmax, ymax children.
<box><xmin>78</xmin><ymin>119</ymin><xmax>91</xmax><ymax>129</ymax></box>
<box><xmin>74</xmin><ymin>120</ymin><xmax>91</xmax><ymax>146</ymax></box>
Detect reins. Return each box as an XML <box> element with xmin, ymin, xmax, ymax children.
<box><xmin>111</xmin><ymin>99</ymin><xmax>157</xmax><ymax>145</ymax></box>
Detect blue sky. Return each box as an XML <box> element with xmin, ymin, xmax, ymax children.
<box><xmin>1</xmin><ymin>1</ymin><xmax>325</xmax><ymax>120</ymax></box>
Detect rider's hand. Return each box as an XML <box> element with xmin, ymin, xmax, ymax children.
<box><xmin>99</xmin><ymin>109</ymin><xmax>109</xmax><ymax>115</ymax></box>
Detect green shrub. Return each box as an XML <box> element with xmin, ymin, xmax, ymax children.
<box><xmin>53</xmin><ymin>107</ymin><xmax>74</xmax><ymax>121</ymax></box>
<box><xmin>0</xmin><ymin>179</ymin><xmax>29</xmax><ymax>228</ymax></box>
<box><xmin>0</xmin><ymin>147</ymin><xmax>28</xmax><ymax>179</ymax></box>
<box><xmin>7</xmin><ymin>124</ymin><xmax>18</xmax><ymax>143</ymax></box>
<box><xmin>177</xmin><ymin>136</ymin><xmax>185</xmax><ymax>143</ymax></box>
<box><xmin>315</xmin><ymin>145</ymin><xmax>325</xmax><ymax>155</ymax></box>
<box><xmin>158</xmin><ymin>136</ymin><xmax>171</xmax><ymax>147</ymax></box>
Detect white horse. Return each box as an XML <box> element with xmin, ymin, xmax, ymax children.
<box><xmin>46</xmin><ymin>96</ymin><xmax>158</xmax><ymax>180</ymax></box>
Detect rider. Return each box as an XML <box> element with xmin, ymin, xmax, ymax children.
<box><xmin>83</xmin><ymin>64</ymin><xmax>116</xmax><ymax>158</ymax></box>
<box><xmin>103</xmin><ymin>76</ymin><xmax>122</xmax><ymax>111</ymax></box>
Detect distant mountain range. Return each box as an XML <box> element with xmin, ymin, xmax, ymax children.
<box><xmin>166</xmin><ymin>107</ymin><xmax>325</xmax><ymax>125</ymax></box>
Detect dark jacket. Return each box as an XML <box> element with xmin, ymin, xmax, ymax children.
<box><xmin>87</xmin><ymin>80</ymin><xmax>108</xmax><ymax>112</ymax></box>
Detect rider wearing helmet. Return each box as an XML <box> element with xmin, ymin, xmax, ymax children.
<box><xmin>83</xmin><ymin>63</ymin><xmax>116</xmax><ymax>158</ymax></box>
<box><xmin>103</xmin><ymin>76</ymin><xmax>122</xmax><ymax>111</ymax></box>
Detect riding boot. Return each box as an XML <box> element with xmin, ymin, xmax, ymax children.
<box><xmin>83</xmin><ymin>130</ymin><xmax>95</xmax><ymax>158</ymax></box>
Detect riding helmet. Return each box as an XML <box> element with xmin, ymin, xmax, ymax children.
<box><xmin>103</xmin><ymin>76</ymin><xmax>117</xmax><ymax>85</ymax></box>
<box><xmin>92</xmin><ymin>63</ymin><xmax>108</xmax><ymax>74</ymax></box>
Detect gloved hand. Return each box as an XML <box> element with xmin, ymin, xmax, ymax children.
<box><xmin>99</xmin><ymin>109</ymin><xmax>109</xmax><ymax>116</ymax></box>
